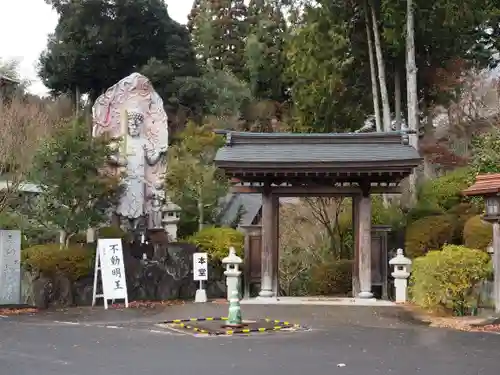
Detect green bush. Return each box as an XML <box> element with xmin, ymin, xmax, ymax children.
<box><xmin>69</xmin><ymin>232</ymin><xmax>88</xmax><ymax>245</ymax></box>
<box><xmin>463</xmin><ymin>215</ymin><xmax>492</xmax><ymax>250</ymax></box>
<box><xmin>371</xmin><ymin>195</ymin><xmax>405</xmax><ymax>230</ymax></box>
<box><xmin>405</xmin><ymin>202</ymin><xmax>444</xmax><ymax>225</ymax></box>
<box><xmin>22</xmin><ymin>244</ymin><xmax>94</xmax><ymax>280</ymax></box>
<box><xmin>188</xmin><ymin>226</ymin><xmax>244</xmax><ymax>261</ymax></box>
<box><xmin>418</xmin><ymin>167</ymin><xmax>473</xmax><ymax>211</ymax></box>
<box><xmin>405</xmin><ymin>215</ymin><xmax>455</xmax><ymax>258</ymax></box>
<box><xmin>0</xmin><ymin>211</ymin><xmax>58</xmax><ymax>248</ymax></box>
<box><xmin>410</xmin><ymin>245</ymin><xmax>491</xmax><ymax>315</ymax></box>
<box><xmin>448</xmin><ymin>202</ymin><xmax>481</xmax><ymax>241</ymax></box>
<box><xmin>308</xmin><ymin>259</ymin><xmax>353</xmax><ymax>296</ymax></box>
<box><xmin>97</xmin><ymin>226</ymin><xmax>128</xmax><ymax>239</ymax></box>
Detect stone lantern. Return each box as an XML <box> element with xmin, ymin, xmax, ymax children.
<box><xmin>463</xmin><ymin>173</ymin><xmax>500</xmax><ymax>314</ymax></box>
<box><xmin>389</xmin><ymin>248</ymin><xmax>412</xmax><ymax>303</ymax></box>
<box><xmin>483</xmin><ymin>195</ymin><xmax>500</xmax><ymax>222</ymax></box>
<box><xmin>162</xmin><ymin>196</ymin><xmax>181</xmax><ymax>241</ymax></box>
<box><xmin>222</xmin><ymin>247</ymin><xmax>243</xmax><ymax>301</ymax></box>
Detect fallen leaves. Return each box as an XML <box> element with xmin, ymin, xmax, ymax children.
<box><xmin>0</xmin><ymin>307</ymin><xmax>39</xmax><ymax>316</ymax></box>
<box><xmin>401</xmin><ymin>304</ymin><xmax>500</xmax><ymax>334</ymax></box>
<box><xmin>109</xmin><ymin>300</ymin><xmax>185</xmax><ymax>309</ymax></box>
<box><xmin>473</xmin><ymin>324</ymin><xmax>500</xmax><ymax>333</ymax></box>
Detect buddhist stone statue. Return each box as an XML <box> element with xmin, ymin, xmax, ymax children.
<box><xmin>92</xmin><ymin>72</ymin><xmax>169</xmax><ymax>232</ymax></box>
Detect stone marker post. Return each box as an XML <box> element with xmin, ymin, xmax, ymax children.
<box><xmin>0</xmin><ymin>230</ymin><xmax>22</xmax><ymax>305</ymax></box>
<box><xmin>389</xmin><ymin>248</ymin><xmax>412</xmax><ymax>303</ymax></box>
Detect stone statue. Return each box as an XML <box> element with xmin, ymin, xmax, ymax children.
<box><xmin>92</xmin><ymin>73</ymin><xmax>169</xmax><ymax>231</ymax></box>
<box><xmin>148</xmin><ymin>189</ymin><xmax>165</xmax><ymax>229</ymax></box>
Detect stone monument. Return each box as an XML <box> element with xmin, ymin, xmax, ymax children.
<box><xmin>92</xmin><ymin>73</ymin><xmax>179</xmax><ymax>237</ymax></box>
<box><xmin>0</xmin><ymin>230</ymin><xmax>21</xmax><ymax>305</ymax></box>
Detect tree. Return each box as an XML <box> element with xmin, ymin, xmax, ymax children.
<box><xmin>379</xmin><ymin>0</ymin><xmax>498</xmax><ymax>115</ymax></box>
<box><xmin>245</xmin><ymin>0</ymin><xmax>288</xmax><ymax>102</ymax></box>
<box><xmin>368</xmin><ymin>0</ymin><xmax>392</xmax><ymax>132</ymax></box>
<box><xmin>362</xmin><ymin>1</ymin><xmax>382</xmax><ymax>132</ymax></box>
<box><xmin>29</xmin><ymin>118</ymin><xmax>122</xmax><ymax>247</ymax></box>
<box><xmin>0</xmin><ymin>98</ymin><xmax>56</xmax><ymax>215</ymax></box>
<box><xmin>40</xmin><ymin>0</ymin><xmax>199</xmax><ymax>106</ymax></box>
<box><xmin>188</xmin><ymin>0</ymin><xmax>248</xmax><ymax>79</ymax></box>
<box><xmin>165</xmin><ymin>122</ymin><xmax>228</xmax><ymax>236</ymax></box>
<box><xmin>471</xmin><ymin>128</ymin><xmax>500</xmax><ymax>175</ymax></box>
<box><xmin>0</xmin><ymin>58</ymin><xmax>34</xmax><ymax>100</ymax></box>
<box><xmin>178</xmin><ymin>68</ymin><xmax>253</xmax><ymax>129</ymax></box>
<box><xmin>284</xmin><ymin>3</ymin><xmax>372</xmax><ymax>132</ymax></box>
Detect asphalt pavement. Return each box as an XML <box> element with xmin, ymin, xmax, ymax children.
<box><xmin>1</xmin><ymin>304</ymin><xmax>499</xmax><ymax>375</ymax></box>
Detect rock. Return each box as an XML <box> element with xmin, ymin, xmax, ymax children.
<box><xmin>73</xmin><ymin>277</ymin><xmax>94</xmax><ymax>306</ymax></box>
<box><xmin>52</xmin><ymin>273</ymin><xmax>73</xmax><ymax>307</ymax></box>
<box><xmin>32</xmin><ymin>277</ymin><xmax>52</xmax><ymax>309</ymax></box>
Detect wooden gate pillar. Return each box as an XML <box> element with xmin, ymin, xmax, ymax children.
<box><xmin>357</xmin><ymin>191</ymin><xmax>373</xmax><ymax>298</ymax></box>
<box><xmin>258</xmin><ymin>187</ymin><xmax>278</xmax><ymax>298</ymax></box>
<box><xmin>240</xmin><ymin>225</ymin><xmax>262</xmax><ymax>299</ymax></box>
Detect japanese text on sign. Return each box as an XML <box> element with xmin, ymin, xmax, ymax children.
<box><xmin>193</xmin><ymin>252</ymin><xmax>208</xmax><ymax>281</ymax></box>
<box><xmin>97</xmin><ymin>238</ymin><xmax>128</xmax><ymax>300</ymax></box>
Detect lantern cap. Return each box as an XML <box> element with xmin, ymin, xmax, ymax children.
<box><xmin>222</xmin><ymin>247</ymin><xmax>242</xmax><ymax>264</ymax></box>
<box><xmin>389</xmin><ymin>248</ymin><xmax>412</xmax><ymax>265</ymax></box>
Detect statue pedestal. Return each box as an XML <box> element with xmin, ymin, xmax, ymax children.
<box><xmin>148</xmin><ymin>228</ymin><xmax>168</xmax><ymax>260</ymax></box>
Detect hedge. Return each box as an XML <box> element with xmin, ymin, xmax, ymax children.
<box><xmin>410</xmin><ymin>245</ymin><xmax>491</xmax><ymax>315</ymax></box>
<box><xmin>22</xmin><ymin>244</ymin><xmax>94</xmax><ymax>280</ymax></box>
<box><xmin>463</xmin><ymin>215</ymin><xmax>492</xmax><ymax>250</ymax></box>
<box><xmin>404</xmin><ymin>214</ymin><xmax>455</xmax><ymax>258</ymax></box>
<box><xmin>97</xmin><ymin>226</ymin><xmax>128</xmax><ymax>239</ymax></box>
<box><xmin>188</xmin><ymin>226</ymin><xmax>244</xmax><ymax>261</ymax></box>
<box><xmin>308</xmin><ymin>259</ymin><xmax>353</xmax><ymax>296</ymax></box>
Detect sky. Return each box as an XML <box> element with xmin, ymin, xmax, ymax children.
<box><xmin>0</xmin><ymin>0</ymin><xmax>193</xmax><ymax>96</ymax></box>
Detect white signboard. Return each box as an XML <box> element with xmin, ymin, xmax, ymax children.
<box><xmin>193</xmin><ymin>252</ymin><xmax>208</xmax><ymax>281</ymax></box>
<box><xmin>92</xmin><ymin>238</ymin><xmax>128</xmax><ymax>309</ymax></box>
<box><xmin>0</xmin><ymin>230</ymin><xmax>21</xmax><ymax>305</ymax></box>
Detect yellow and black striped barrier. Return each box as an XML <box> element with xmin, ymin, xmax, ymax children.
<box><xmin>163</xmin><ymin>317</ymin><xmax>302</xmax><ymax>336</ymax></box>
<box><xmin>263</xmin><ymin>318</ymin><xmax>301</xmax><ymax>327</ymax></box>
<box><xmin>162</xmin><ymin>317</ymin><xmax>228</xmax><ymax>324</ymax></box>
<box><xmin>174</xmin><ymin>322</ymin><xmax>295</xmax><ymax>336</ymax></box>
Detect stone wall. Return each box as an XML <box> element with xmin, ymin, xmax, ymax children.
<box><xmin>21</xmin><ymin>242</ymin><xmax>225</xmax><ymax>309</ymax></box>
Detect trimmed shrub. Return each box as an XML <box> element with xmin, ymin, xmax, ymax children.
<box><xmin>410</xmin><ymin>245</ymin><xmax>491</xmax><ymax>315</ymax></box>
<box><xmin>448</xmin><ymin>202</ymin><xmax>481</xmax><ymax>242</ymax></box>
<box><xmin>405</xmin><ymin>215</ymin><xmax>455</xmax><ymax>258</ymax></box>
<box><xmin>188</xmin><ymin>226</ymin><xmax>244</xmax><ymax>261</ymax></box>
<box><xmin>418</xmin><ymin>167</ymin><xmax>473</xmax><ymax>211</ymax></box>
<box><xmin>22</xmin><ymin>244</ymin><xmax>94</xmax><ymax>280</ymax></box>
<box><xmin>463</xmin><ymin>215</ymin><xmax>492</xmax><ymax>250</ymax></box>
<box><xmin>405</xmin><ymin>202</ymin><xmax>444</xmax><ymax>225</ymax></box>
<box><xmin>308</xmin><ymin>259</ymin><xmax>353</xmax><ymax>296</ymax></box>
<box><xmin>97</xmin><ymin>226</ymin><xmax>128</xmax><ymax>239</ymax></box>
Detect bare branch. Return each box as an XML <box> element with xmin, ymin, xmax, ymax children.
<box><xmin>0</xmin><ymin>97</ymin><xmax>61</xmax><ymax>213</ymax></box>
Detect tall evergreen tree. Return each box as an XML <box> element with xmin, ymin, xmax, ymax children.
<box><xmin>40</xmin><ymin>0</ymin><xmax>199</xmax><ymax>105</ymax></box>
<box><xmin>188</xmin><ymin>0</ymin><xmax>248</xmax><ymax>78</ymax></box>
<box><xmin>245</xmin><ymin>0</ymin><xmax>288</xmax><ymax>102</ymax></box>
